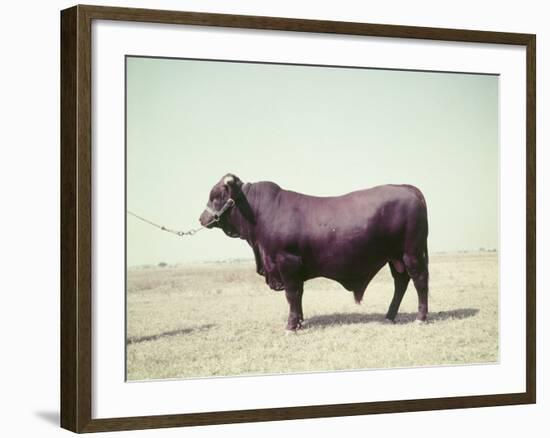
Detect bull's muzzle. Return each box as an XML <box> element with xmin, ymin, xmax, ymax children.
<box><xmin>199</xmin><ymin>210</ymin><xmax>216</xmax><ymax>228</ymax></box>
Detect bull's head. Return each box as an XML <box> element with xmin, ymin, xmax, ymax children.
<box><xmin>199</xmin><ymin>173</ymin><xmax>243</xmax><ymax>238</ymax></box>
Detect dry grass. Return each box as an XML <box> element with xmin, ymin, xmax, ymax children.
<box><xmin>126</xmin><ymin>252</ymin><xmax>498</xmax><ymax>381</ymax></box>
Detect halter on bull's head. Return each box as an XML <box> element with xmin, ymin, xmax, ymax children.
<box><xmin>199</xmin><ymin>173</ymin><xmax>243</xmax><ymax>238</ymax></box>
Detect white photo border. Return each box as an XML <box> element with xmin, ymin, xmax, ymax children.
<box><xmin>91</xmin><ymin>19</ymin><xmax>526</xmax><ymax>419</ymax></box>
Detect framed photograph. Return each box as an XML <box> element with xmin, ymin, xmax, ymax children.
<box><xmin>60</xmin><ymin>4</ymin><xmax>536</xmax><ymax>433</ymax></box>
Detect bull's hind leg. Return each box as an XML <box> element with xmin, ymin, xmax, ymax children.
<box><xmin>403</xmin><ymin>253</ymin><xmax>429</xmax><ymax>323</ymax></box>
<box><xmin>385</xmin><ymin>261</ymin><xmax>411</xmax><ymax>322</ymax></box>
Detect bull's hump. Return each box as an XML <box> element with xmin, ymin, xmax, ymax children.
<box><xmin>253</xmin><ymin>181</ymin><xmax>282</xmax><ymax>192</ymax></box>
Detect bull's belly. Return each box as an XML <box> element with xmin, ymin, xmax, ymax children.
<box><xmin>302</xmin><ymin>245</ymin><xmax>389</xmax><ymax>282</ymax></box>
<box><xmin>257</xmin><ymin>229</ymin><xmax>402</xmax><ymax>288</ymax></box>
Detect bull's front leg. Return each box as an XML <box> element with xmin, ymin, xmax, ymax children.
<box><xmin>284</xmin><ymin>284</ymin><xmax>304</xmax><ymax>332</ymax></box>
<box><xmin>276</xmin><ymin>253</ymin><xmax>305</xmax><ymax>332</ymax></box>
<box><xmin>252</xmin><ymin>244</ymin><xmax>265</xmax><ymax>276</ymax></box>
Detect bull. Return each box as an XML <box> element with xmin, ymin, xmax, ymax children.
<box><xmin>199</xmin><ymin>174</ymin><xmax>429</xmax><ymax>331</ymax></box>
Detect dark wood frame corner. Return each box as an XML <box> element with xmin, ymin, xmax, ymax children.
<box><xmin>60</xmin><ymin>4</ymin><xmax>536</xmax><ymax>433</ymax></box>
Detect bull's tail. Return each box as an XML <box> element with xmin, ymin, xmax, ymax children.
<box><xmin>423</xmin><ymin>241</ymin><xmax>429</xmax><ymax>298</ymax></box>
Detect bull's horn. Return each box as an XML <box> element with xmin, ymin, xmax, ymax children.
<box><xmin>223</xmin><ymin>175</ymin><xmax>234</xmax><ymax>185</ymax></box>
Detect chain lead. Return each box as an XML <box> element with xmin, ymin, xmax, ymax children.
<box><xmin>127</xmin><ymin>211</ymin><xmax>210</xmax><ymax>237</ymax></box>
<box><xmin>126</xmin><ymin>198</ymin><xmax>235</xmax><ymax>237</ymax></box>
<box><xmin>127</xmin><ymin>198</ymin><xmax>235</xmax><ymax>237</ymax></box>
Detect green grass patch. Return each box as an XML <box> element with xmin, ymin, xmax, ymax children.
<box><xmin>126</xmin><ymin>252</ymin><xmax>498</xmax><ymax>380</ymax></box>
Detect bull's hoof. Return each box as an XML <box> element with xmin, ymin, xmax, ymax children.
<box><xmin>415</xmin><ymin>318</ymin><xmax>428</xmax><ymax>324</ymax></box>
<box><xmin>383</xmin><ymin>318</ymin><xmax>395</xmax><ymax>324</ymax></box>
<box><xmin>285</xmin><ymin>329</ymin><xmax>297</xmax><ymax>336</ymax></box>
<box><xmin>285</xmin><ymin>320</ymin><xmax>302</xmax><ymax>333</ymax></box>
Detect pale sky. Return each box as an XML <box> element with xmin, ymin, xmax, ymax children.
<box><xmin>126</xmin><ymin>56</ymin><xmax>498</xmax><ymax>266</ymax></box>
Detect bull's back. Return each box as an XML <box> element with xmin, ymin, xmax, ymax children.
<box><xmin>270</xmin><ymin>184</ymin><xmax>427</xmax><ymax>275</ymax></box>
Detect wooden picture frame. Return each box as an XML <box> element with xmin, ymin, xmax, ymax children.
<box><xmin>61</xmin><ymin>4</ymin><xmax>536</xmax><ymax>433</ymax></box>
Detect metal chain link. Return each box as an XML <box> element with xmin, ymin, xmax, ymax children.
<box><xmin>127</xmin><ymin>198</ymin><xmax>235</xmax><ymax>237</ymax></box>
<box><xmin>126</xmin><ymin>211</ymin><xmax>210</xmax><ymax>236</ymax></box>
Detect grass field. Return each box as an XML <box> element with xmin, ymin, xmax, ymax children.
<box><xmin>126</xmin><ymin>252</ymin><xmax>498</xmax><ymax>381</ymax></box>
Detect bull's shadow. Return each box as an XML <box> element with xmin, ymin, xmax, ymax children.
<box><xmin>305</xmin><ymin>308</ymin><xmax>479</xmax><ymax>328</ymax></box>
<box><xmin>127</xmin><ymin>323</ymin><xmax>215</xmax><ymax>345</ymax></box>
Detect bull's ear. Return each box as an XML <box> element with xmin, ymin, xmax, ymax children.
<box><xmin>223</xmin><ymin>174</ymin><xmax>242</xmax><ymax>191</ymax></box>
